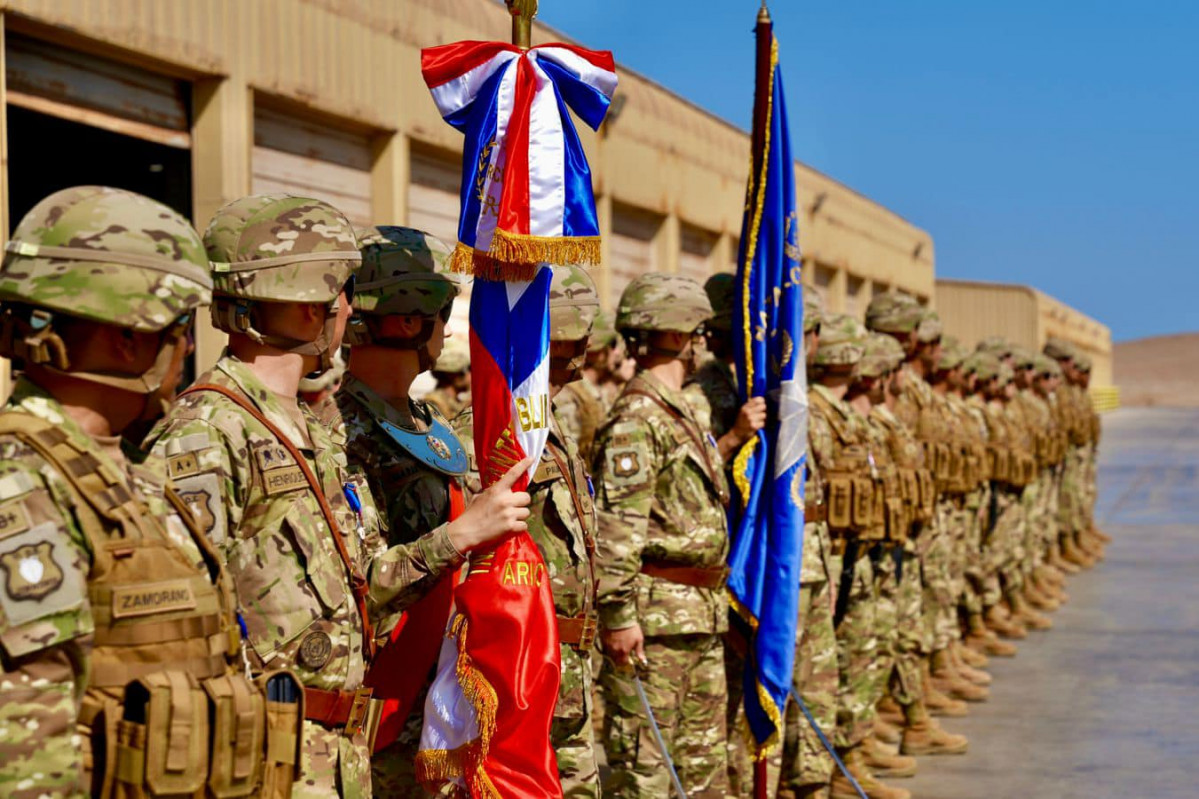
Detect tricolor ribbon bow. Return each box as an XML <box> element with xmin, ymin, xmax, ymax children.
<box><xmin>422</xmin><ymin>41</ymin><xmax>618</xmax><ymax>279</ymax></box>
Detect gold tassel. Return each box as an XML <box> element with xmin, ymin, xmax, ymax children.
<box><xmin>447</xmin><ymin>234</ymin><xmax>602</xmax><ymax>281</ymax></box>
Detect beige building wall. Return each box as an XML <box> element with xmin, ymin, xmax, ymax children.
<box><xmin>0</xmin><ymin>0</ymin><xmax>936</xmax><ymax>396</ymax></box>
<box><xmin>936</xmin><ymin>279</ymin><xmax>1113</xmax><ymax>388</ymax></box>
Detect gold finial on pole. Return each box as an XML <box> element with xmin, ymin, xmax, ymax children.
<box><xmin>758</xmin><ymin>0</ymin><xmax>771</xmax><ymax>24</ymax></box>
<box><xmin>507</xmin><ymin>0</ymin><xmax>539</xmax><ymax>50</ymax></box>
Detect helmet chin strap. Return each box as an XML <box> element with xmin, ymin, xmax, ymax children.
<box><xmin>229</xmin><ymin>300</ymin><xmax>342</xmax><ymax>371</ymax></box>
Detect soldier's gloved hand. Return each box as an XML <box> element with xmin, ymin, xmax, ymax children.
<box><xmin>602</xmin><ymin>623</ymin><xmax>646</xmax><ymax>670</ymax></box>
<box><xmin>446</xmin><ymin>456</ymin><xmax>534</xmax><ymax>553</ymax></box>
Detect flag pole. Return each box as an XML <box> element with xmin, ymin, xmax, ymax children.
<box><xmin>508</xmin><ymin>0</ymin><xmax>538</xmax><ymax>50</ymax></box>
<box><xmin>752</xmin><ymin>6</ymin><xmax>775</xmax><ymax>799</ymax></box>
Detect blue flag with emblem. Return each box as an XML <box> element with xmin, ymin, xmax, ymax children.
<box><xmin>727</xmin><ymin>6</ymin><xmax>808</xmax><ymax>759</ymax></box>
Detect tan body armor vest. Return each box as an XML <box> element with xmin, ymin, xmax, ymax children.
<box><xmin>811</xmin><ymin>392</ymin><xmax>877</xmax><ymax>538</ymax></box>
<box><xmin>0</xmin><ymin>414</ymin><xmax>301</xmax><ymax>799</ymax></box>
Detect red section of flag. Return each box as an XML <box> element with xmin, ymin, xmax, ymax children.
<box><xmin>498</xmin><ymin>56</ymin><xmax>536</xmax><ymax>237</ymax></box>
<box><xmin>421</xmin><ymin>40</ymin><xmax>518</xmax><ymax>88</ymax></box>
<box><xmin>366</xmin><ymin>483</ymin><xmax>465</xmax><ymax>752</ymax></box>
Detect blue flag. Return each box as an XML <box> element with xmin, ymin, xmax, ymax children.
<box><xmin>728</xmin><ymin>28</ymin><xmax>808</xmax><ymax>757</ymax></box>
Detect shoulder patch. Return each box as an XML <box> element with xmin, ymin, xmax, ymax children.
<box><xmin>0</xmin><ymin>499</ymin><xmax>33</xmax><ymax>540</ymax></box>
<box><xmin>159</xmin><ymin>432</ymin><xmax>212</xmax><ymax>458</ymax></box>
<box><xmin>167</xmin><ymin>451</ymin><xmax>201</xmax><ymax>480</ymax></box>
<box><xmin>0</xmin><ymin>523</ymin><xmax>83</xmax><ymax>628</ymax></box>
<box><xmin>173</xmin><ymin>473</ymin><xmax>226</xmax><ymax>545</ymax></box>
<box><xmin>611</xmin><ymin>450</ymin><xmax>642</xmax><ymax>478</ymax></box>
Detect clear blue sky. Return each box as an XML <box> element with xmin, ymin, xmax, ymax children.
<box><xmin>536</xmin><ymin>1</ymin><xmax>1198</xmax><ymax>342</ymax></box>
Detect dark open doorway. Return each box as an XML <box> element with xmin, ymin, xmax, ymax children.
<box><xmin>7</xmin><ymin>105</ymin><xmax>192</xmax><ymax>226</ymax></box>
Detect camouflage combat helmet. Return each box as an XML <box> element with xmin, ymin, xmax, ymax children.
<box><xmin>703</xmin><ymin>272</ymin><xmax>736</xmax><ymax>332</ymax></box>
<box><xmin>1010</xmin><ymin>346</ymin><xmax>1037</xmax><ymax>370</ymax></box>
<box><xmin>859</xmin><ymin>332</ymin><xmax>905</xmax><ymax>378</ymax></box>
<box><xmin>937</xmin><ymin>336</ymin><xmax>968</xmax><ymax>372</ymax></box>
<box><xmin>997</xmin><ymin>362</ymin><xmax>1015</xmax><ymax>385</ymax></box>
<box><xmin>865</xmin><ymin>292</ymin><xmax>922</xmax><ymax>334</ymax></box>
<box><xmin>977</xmin><ymin>336</ymin><xmax>1014</xmax><ymax>360</ymax></box>
<box><xmin>205</xmin><ymin>194</ymin><xmax>359</xmax><ymax>369</ymax></box>
<box><xmin>963</xmin><ymin>351</ymin><xmax>1002</xmax><ymax>382</ymax></box>
<box><xmin>804</xmin><ymin>288</ymin><xmax>826</xmax><ymax>334</ymax></box>
<box><xmin>813</xmin><ymin>313</ymin><xmax>867</xmax><ymax>369</ymax></box>
<box><xmin>1074</xmin><ymin>351</ymin><xmax>1092</xmax><ymax>373</ymax></box>
<box><xmin>345</xmin><ymin>226</ymin><xmax>464</xmax><ymax>357</ymax></box>
<box><xmin>587</xmin><ymin>309</ymin><xmax>618</xmax><ymax>353</ymax></box>
<box><xmin>1042</xmin><ymin>337</ymin><xmax>1076</xmax><ymax>362</ymax></box>
<box><xmin>1035</xmin><ymin>354</ymin><xmax>1062</xmax><ymax>378</ymax></box>
<box><xmin>433</xmin><ymin>336</ymin><xmax>470</xmax><ymax>374</ymax></box>
<box><xmin>0</xmin><ymin>185</ymin><xmax>211</xmax><ymax>396</ymax></box>
<box><xmin>352</xmin><ymin>226</ymin><xmax>462</xmax><ymax>317</ymax></box>
<box><xmin>616</xmin><ymin>273</ymin><xmax>712</xmax><ymax>334</ymax></box>
<box><xmin>915</xmin><ymin>309</ymin><xmax>943</xmax><ymax>343</ymax></box>
<box><xmin>550</xmin><ymin>264</ymin><xmax>601</xmax><ymax>342</ymax></box>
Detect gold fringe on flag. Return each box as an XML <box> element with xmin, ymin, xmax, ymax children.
<box><xmin>414</xmin><ymin>614</ymin><xmax>502</xmax><ymax>799</ymax></box>
<box><xmin>447</xmin><ymin>231</ymin><xmax>602</xmax><ymax>281</ymax></box>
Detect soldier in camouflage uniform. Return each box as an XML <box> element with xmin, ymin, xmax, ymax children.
<box><xmin>847</xmin><ymin>333</ymin><xmax>919</xmax><ymax>782</ymax></box>
<box><xmin>424</xmin><ymin>337</ymin><xmax>471</xmax><ymax>420</ymax></box>
<box><xmin>682</xmin><ymin>272</ymin><xmax>769</xmax><ymax>797</ymax></box>
<box><xmin>863</xmin><ymin>334</ymin><xmax>970</xmax><ymax>763</ymax></box>
<box><xmin>593</xmin><ymin>273</ymin><xmax>731</xmax><ymax>798</ymax></box>
<box><xmin>555</xmin><ymin>308</ymin><xmax>617</xmax><ymax>463</ymax></box>
<box><xmin>455</xmin><ymin>264</ymin><xmax>603</xmax><ymax>797</ymax></box>
<box><xmin>808</xmin><ymin>313</ymin><xmax>908</xmax><ymax>799</ymax></box>
<box><xmin>864</xmin><ymin>296</ymin><xmax>968</xmax><ymax>720</ymax></box>
<box><xmin>778</xmin><ymin>289</ymin><xmax>841</xmax><ymax>799</ymax></box>
<box><xmin>0</xmin><ymin>186</ymin><xmax>299</xmax><ymax>798</ymax></box>
<box><xmin>315</xmin><ymin>226</ymin><xmax>529</xmax><ymax>794</ymax></box>
<box><xmin>146</xmin><ymin>195</ymin><xmax>527</xmax><ymax>799</ymax></box>
<box><xmin>1030</xmin><ymin>354</ymin><xmax>1073</xmax><ymax>599</ymax></box>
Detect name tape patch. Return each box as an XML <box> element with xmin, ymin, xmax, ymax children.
<box><xmin>112</xmin><ymin>580</ymin><xmax>197</xmax><ymax>619</ymax></box>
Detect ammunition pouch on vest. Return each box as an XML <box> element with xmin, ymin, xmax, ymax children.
<box><xmin>987</xmin><ymin>445</ymin><xmax>1011</xmax><ymax>485</ymax></box>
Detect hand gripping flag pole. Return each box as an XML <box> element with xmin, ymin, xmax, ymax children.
<box><xmin>415</xmin><ymin>3</ymin><xmax>618</xmax><ymax>797</ymax></box>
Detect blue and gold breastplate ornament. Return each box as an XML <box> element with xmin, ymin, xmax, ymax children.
<box><xmin>375</xmin><ymin>414</ymin><xmax>469</xmax><ymax>477</ymax></box>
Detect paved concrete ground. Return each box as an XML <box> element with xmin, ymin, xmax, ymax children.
<box><xmin>905</xmin><ymin>407</ymin><xmax>1199</xmax><ymax>799</ymax></box>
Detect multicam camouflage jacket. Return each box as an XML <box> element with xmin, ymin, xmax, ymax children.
<box><xmin>453</xmin><ymin>407</ymin><xmax>597</xmax><ymax>725</ymax></box>
<box><xmin>808</xmin><ymin>383</ymin><xmax>877</xmax><ymax>538</ymax></box>
<box><xmin>593</xmin><ymin>371</ymin><xmax>730</xmax><ymax>638</ymax></box>
<box><xmin>146</xmin><ymin>355</ymin><xmax>463</xmax><ymax>796</ymax></box>
<box><xmin>553</xmin><ymin>376</ymin><xmax>608</xmax><ymax>465</ymax></box>
<box><xmin>0</xmin><ymin>378</ymin><xmax>218</xmax><ymax>798</ymax></box>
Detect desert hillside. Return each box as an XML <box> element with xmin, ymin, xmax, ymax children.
<box><xmin>1114</xmin><ymin>333</ymin><xmax>1199</xmax><ymax>407</ymax></box>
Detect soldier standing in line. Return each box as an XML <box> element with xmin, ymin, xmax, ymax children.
<box><xmin>1069</xmin><ymin>351</ymin><xmax>1107</xmax><ymax>561</ymax></box>
<box><xmin>315</xmin><ymin>226</ymin><xmax>529</xmax><ymax>794</ymax></box>
<box><xmin>454</xmin><ymin>263</ymin><xmax>604</xmax><ymax>796</ymax></box>
<box><xmin>1030</xmin><ymin>354</ymin><xmax>1073</xmax><ymax>599</ymax></box>
<box><xmin>684</xmin><ymin>272</ymin><xmax>773</xmax><ymax>797</ymax></box>
<box><xmin>864</xmin><ymin>296</ymin><xmax>970</xmax><ymax>722</ymax></box>
<box><xmin>0</xmin><ymin>187</ymin><xmax>297</xmax><ymax>798</ymax></box>
<box><xmin>863</xmin><ymin>333</ymin><xmax>971</xmax><ymax>766</ymax></box>
<box><xmin>777</xmin><ymin>289</ymin><xmax>841</xmax><ymax>799</ymax></box>
<box><xmin>593</xmin><ymin>274</ymin><xmax>731</xmax><ymax>799</ymax></box>
<box><xmin>808</xmin><ymin>313</ymin><xmax>908</xmax><ymax>799</ymax></box>
<box><xmin>146</xmin><ymin>195</ymin><xmax>529</xmax><ymax>798</ymax></box>
<box><xmin>424</xmin><ymin>337</ymin><xmax>472</xmax><ymax>420</ymax></box>
<box><xmin>847</xmin><ymin>333</ymin><xmax>918</xmax><ymax>784</ymax></box>
<box><xmin>1009</xmin><ymin>347</ymin><xmax>1066</xmax><ymax>613</ymax></box>
<box><xmin>555</xmin><ymin>308</ymin><xmax>618</xmax><ymax>463</ymax></box>
<box><xmin>926</xmin><ymin>337</ymin><xmax>995</xmax><ymax>697</ymax></box>
<box><xmin>957</xmin><ymin>356</ymin><xmax>1021</xmax><ymax>659</ymax></box>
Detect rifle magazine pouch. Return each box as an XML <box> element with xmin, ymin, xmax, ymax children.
<box><xmin>115</xmin><ymin>671</ymin><xmax>208</xmax><ymax>798</ymax></box>
<box><xmin>851</xmin><ymin>476</ymin><xmax>875</xmax><ymax>529</ymax></box>
<box><xmin>827</xmin><ymin>475</ymin><xmax>854</xmax><ymax>530</ymax></box>
<box><xmin>204</xmin><ymin>674</ymin><xmax>266</xmax><ymax>797</ymax></box>
<box><xmin>917</xmin><ymin>470</ymin><xmax>936</xmax><ymax>520</ymax></box>
<box><xmin>257</xmin><ymin>670</ymin><xmax>303</xmax><ymax>799</ymax></box>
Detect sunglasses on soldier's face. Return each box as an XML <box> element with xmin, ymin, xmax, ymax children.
<box><xmin>439</xmin><ymin>303</ymin><xmax>453</xmax><ymax>323</ymax></box>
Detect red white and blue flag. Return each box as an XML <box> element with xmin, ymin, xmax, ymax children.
<box><xmin>416</xmin><ymin>36</ymin><xmax>616</xmax><ymax>799</ymax></box>
<box><xmin>421</xmin><ymin>41</ymin><xmax>617</xmax><ymax>279</ymax></box>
